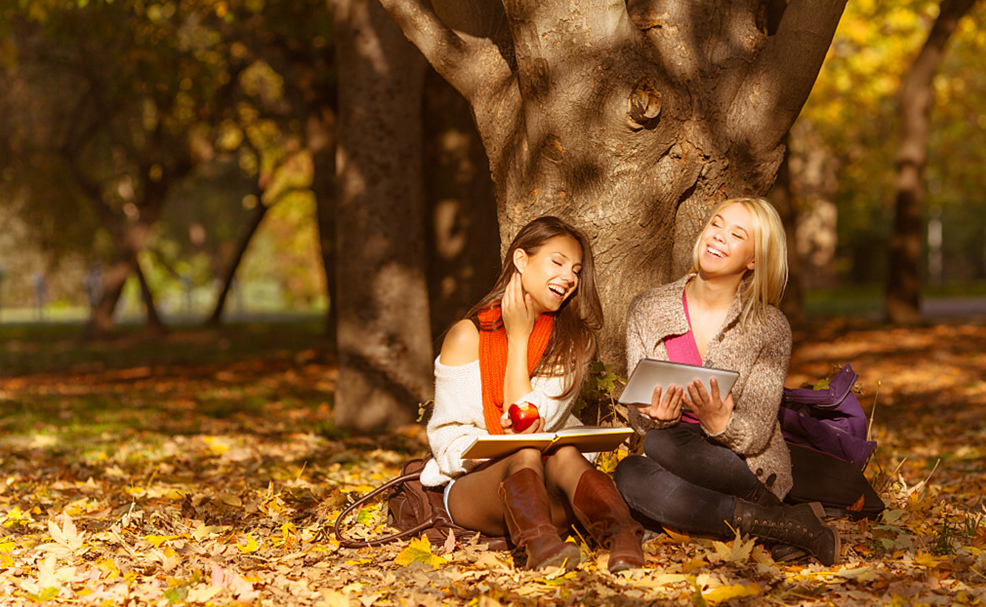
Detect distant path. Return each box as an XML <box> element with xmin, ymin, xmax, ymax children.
<box><xmin>922</xmin><ymin>296</ymin><xmax>986</xmax><ymax>319</ymax></box>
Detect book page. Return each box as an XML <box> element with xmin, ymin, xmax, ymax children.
<box><xmin>461</xmin><ymin>427</ymin><xmax>633</xmax><ymax>460</ymax></box>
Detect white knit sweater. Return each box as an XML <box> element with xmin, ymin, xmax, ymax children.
<box><xmin>420</xmin><ymin>357</ymin><xmax>585</xmax><ymax>487</ymax></box>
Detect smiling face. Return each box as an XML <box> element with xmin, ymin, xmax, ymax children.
<box><xmin>697</xmin><ymin>202</ymin><xmax>756</xmax><ymax>278</ymax></box>
<box><xmin>513</xmin><ymin>235</ymin><xmax>583</xmax><ymax>314</ymax></box>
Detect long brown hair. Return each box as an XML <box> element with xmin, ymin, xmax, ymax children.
<box><xmin>464</xmin><ymin>216</ymin><xmax>603</xmax><ymax>397</ymax></box>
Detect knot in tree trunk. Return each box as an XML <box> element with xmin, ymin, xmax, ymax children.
<box><xmin>628</xmin><ymin>76</ymin><xmax>661</xmax><ymax>130</ymax></box>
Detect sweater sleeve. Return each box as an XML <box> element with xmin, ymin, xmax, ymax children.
<box><xmin>421</xmin><ymin>360</ymin><xmax>488</xmax><ymax>486</ymax></box>
<box><xmin>706</xmin><ymin>310</ymin><xmax>792</xmax><ymax>455</ymax></box>
<box><xmin>422</xmin><ymin>360</ymin><xmax>582</xmax><ymax>487</ymax></box>
<box><xmin>511</xmin><ymin>371</ymin><xmax>581</xmax><ymax>432</ymax></box>
<box><xmin>624</xmin><ymin>294</ymin><xmax>678</xmax><ymax>435</ymax></box>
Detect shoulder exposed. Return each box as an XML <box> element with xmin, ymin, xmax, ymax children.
<box><xmin>439</xmin><ymin>319</ymin><xmax>480</xmax><ymax>366</ymax></box>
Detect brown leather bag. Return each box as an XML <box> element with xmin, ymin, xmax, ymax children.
<box><xmin>333</xmin><ymin>457</ymin><xmax>509</xmax><ymax>550</ymax></box>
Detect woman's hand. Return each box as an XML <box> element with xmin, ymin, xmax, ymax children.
<box><xmin>501</xmin><ymin>273</ymin><xmax>538</xmax><ymax>343</ymax></box>
<box><xmin>632</xmin><ymin>384</ymin><xmax>684</xmax><ymax>422</ymax></box>
<box><xmin>501</xmin><ymin>412</ymin><xmax>546</xmax><ymax>435</ymax></box>
<box><xmin>682</xmin><ymin>377</ymin><xmax>734</xmax><ymax>434</ymax></box>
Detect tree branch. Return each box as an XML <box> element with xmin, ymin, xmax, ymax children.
<box><xmin>897</xmin><ymin>0</ymin><xmax>978</xmax><ymax>167</ymax></box>
<box><xmin>377</xmin><ymin>0</ymin><xmax>508</xmax><ymax>101</ymax></box>
<box><xmin>728</xmin><ymin>0</ymin><xmax>848</xmax><ymax>152</ymax></box>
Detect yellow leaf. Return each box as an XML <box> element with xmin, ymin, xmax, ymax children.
<box><xmin>320</xmin><ymin>590</ymin><xmax>351</xmax><ymax>607</ymax></box>
<box><xmin>703</xmin><ymin>582</ymin><xmax>761</xmax><ymax>604</ymax></box>
<box><xmin>914</xmin><ymin>551</ymin><xmax>942</xmax><ymax>568</ymax></box>
<box><xmin>192</xmin><ymin>524</ymin><xmax>227</xmax><ymax>540</ymax></box>
<box><xmin>395</xmin><ymin>536</ymin><xmax>447</xmax><ymax>569</ymax></box>
<box><xmin>662</xmin><ymin>526</ymin><xmax>692</xmax><ymax>545</ymax></box>
<box><xmin>237</xmin><ymin>534</ymin><xmax>260</xmax><ymax>553</ymax></box>
<box><xmin>144</xmin><ymin>535</ymin><xmax>177</xmax><ymax>548</ymax></box>
<box><xmin>96</xmin><ymin>558</ymin><xmax>120</xmax><ymax>581</ymax></box>
<box><xmin>835</xmin><ymin>567</ymin><xmax>883</xmax><ymax>582</ymax></box>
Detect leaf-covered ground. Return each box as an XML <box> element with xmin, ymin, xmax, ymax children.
<box><xmin>1</xmin><ymin>317</ymin><xmax>984</xmax><ymax>606</ymax></box>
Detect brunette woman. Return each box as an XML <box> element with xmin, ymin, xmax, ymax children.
<box><xmin>420</xmin><ymin>216</ymin><xmax>644</xmax><ymax>573</ymax></box>
<box><xmin>614</xmin><ymin>198</ymin><xmax>841</xmax><ymax>566</ymax></box>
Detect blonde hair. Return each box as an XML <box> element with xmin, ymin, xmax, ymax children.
<box><xmin>690</xmin><ymin>197</ymin><xmax>788</xmax><ymax>325</ymax></box>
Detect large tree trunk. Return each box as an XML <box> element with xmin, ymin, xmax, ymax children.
<box><xmin>380</xmin><ymin>0</ymin><xmax>846</xmax><ymax>371</ymax></box>
<box><xmin>885</xmin><ymin>0</ymin><xmax>977</xmax><ymax>324</ymax></box>
<box><xmin>334</xmin><ymin>0</ymin><xmax>433</xmax><ymax>430</ymax></box>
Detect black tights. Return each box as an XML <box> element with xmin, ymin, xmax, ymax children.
<box><xmin>614</xmin><ymin>423</ymin><xmax>763</xmax><ymax>536</ymax></box>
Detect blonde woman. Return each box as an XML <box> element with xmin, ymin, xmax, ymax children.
<box><xmin>614</xmin><ymin>198</ymin><xmax>840</xmax><ymax>566</ymax></box>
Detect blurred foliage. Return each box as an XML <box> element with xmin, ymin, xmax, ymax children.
<box><xmin>0</xmin><ymin>0</ymin><xmax>330</xmax><ymax>312</ymax></box>
<box><xmin>798</xmin><ymin>0</ymin><xmax>986</xmax><ymax>284</ymax></box>
<box><xmin>2</xmin><ymin>0</ymin><xmax>985</xmax><ymax>316</ymax></box>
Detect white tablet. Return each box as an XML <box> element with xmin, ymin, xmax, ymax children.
<box><xmin>618</xmin><ymin>359</ymin><xmax>740</xmax><ymax>406</ymax></box>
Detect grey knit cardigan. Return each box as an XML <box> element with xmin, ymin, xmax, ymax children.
<box><xmin>624</xmin><ymin>274</ymin><xmax>794</xmax><ymax>499</ymax></box>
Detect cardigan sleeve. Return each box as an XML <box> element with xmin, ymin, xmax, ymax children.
<box><xmin>624</xmin><ymin>294</ymin><xmax>679</xmax><ymax>435</ymax></box>
<box><xmin>706</xmin><ymin>310</ymin><xmax>792</xmax><ymax>455</ymax></box>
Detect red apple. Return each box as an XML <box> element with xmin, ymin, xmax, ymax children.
<box><xmin>508</xmin><ymin>401</ymin><xmax>540</xmax><ymax>432</ymax></box>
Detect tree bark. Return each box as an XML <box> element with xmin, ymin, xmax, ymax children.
<box><xmin>334</xmin><ymin>0</ymin><xmax>433</xmax><ymax>430</ymax></box>
<box><xmin>423</xmin><ymin>68</ymin><xmax>501</xmax><ymax>341</ymax></box>
<box><xmin>380</xmin><ymin>0</ymin><xmax>846</xmax><ymax>370</ymax></box>
<box><xmin>885</xmin><ymin>0</ymin><xmax>977</xmax><ymax>324</ymax></box>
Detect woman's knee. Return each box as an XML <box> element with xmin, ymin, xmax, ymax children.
<box><xmin>543</xmin><ymin>445</ymin><xmax>589</xmax><ymax>477</ymax></box>
<box><xmin>614</xmin><ymin>455</ymin><xmax>660</xmax><ymax>499</ymax></box>
<box><xmin>504</xmin><ymin>447</ymin><xmax>545</xmax><ymax>475</ymax></box>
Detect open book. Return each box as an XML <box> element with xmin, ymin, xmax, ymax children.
<box><xmin>461</xmin><ymin>426</ymin><xmax>635</xmax><ymax>460</ymax></box>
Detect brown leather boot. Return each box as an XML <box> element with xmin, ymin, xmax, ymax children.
<box><xmin>733</xmin><ymin>500</ymin><xmax>841</xmax><ymax>566</ymax></box>
<box><xmin>499</xmin><ymin>468</ymin><xmax>581</xmax><ymax>571</ymax></box>
<box><xmin>571</xmin><ymin>469</ymin><xmax>645</xmax><ymax>573</ymax></box>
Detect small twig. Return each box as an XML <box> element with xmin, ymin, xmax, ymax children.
<box><xmin>918</xmin><ymin>458</ymin><xmax>941</xmax><ymax>490</ymax></box>
<box><xmin>866</xmin><ymin>381</ymin><xmax>880</xmax><ymax>443</ymax></box>
<box><xmin>880</xmin><ymin>456</ymin><xmax>909</xmax><ymax>491</ymax></box>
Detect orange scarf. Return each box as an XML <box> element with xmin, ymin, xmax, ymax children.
<box><xmin>478</xmin><ymin>305</ymin><xmax>554</xmax><ymax>435</ymax></box>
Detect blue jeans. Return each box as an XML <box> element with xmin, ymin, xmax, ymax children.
<box><xmin>614</xmin><ymin>423</ymin><xmax>762</xmax><ymax>536</ymax></box>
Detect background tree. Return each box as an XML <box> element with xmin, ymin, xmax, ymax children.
<box><xmin>885</xmin><ymin>0</ymin><xmax>979</xmax><ymax>323</ymax></box>
<box><xmin>379</xmin><ymin>0</ymin><xmax>847</xmax><ymax>371</ymax></box>
<box><xmin>333</xmin><ymin>0</ymin><xmax>434</xmax><ymax>429</ymax></box>
<box><xmin>1</xmin><ymin>1</ymin><xmax>247</xmax><ymax>336</ymax></box>
<box><xmin>792</xmin><ymin>0</ymin><xmax>986</xmax><ymax>300</ymax></box>
<box><xmin>203</xmin><ymin>0</ymin><xmax>339</xmax><ymax>334</ymax></box>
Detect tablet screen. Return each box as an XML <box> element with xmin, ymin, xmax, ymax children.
<box><xmin>619</xmin><ymin>359</ymin><xmax>739</xmax><ymax>406</ymax></box>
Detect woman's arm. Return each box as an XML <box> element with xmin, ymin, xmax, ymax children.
<box><xmin>705</xmin><ymin>310</ymin><xmax>792</xmax><ymax>455</ymax></box>
<box><xmin>427</xmin><ymin>321</ymin><xmax>488</xmax><ymax>480</ymax></box>
<box><xmin>502</xmin><ymin>273</ymin><xmax>539</xmax><ymax>407</ymax></box>
<box><xmin>624</xmin><ymin>295</ymin><xmax>681</xmax><ymax>433</ymax></box>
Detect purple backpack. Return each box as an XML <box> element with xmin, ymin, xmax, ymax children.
<box><xmin>779</xmin><ymin>364</ymin><xmax>876</xmax><ymax>470</ymax></box>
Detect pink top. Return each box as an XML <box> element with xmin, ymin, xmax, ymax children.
<box><xmin>663</xmin><ymin>291</ymin><xmax>702</xmax><ymax>424</ymax></box>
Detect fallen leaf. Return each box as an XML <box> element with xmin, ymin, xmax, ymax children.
<box><xmin>395</xmin><ymin>536</ymin><xmax>447</xmax><ymax>569</ymax></box>
<box><xmin>703</xmin><ymin>582</ymin><xmax>761</xmax><ymax>604</ymax></box>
